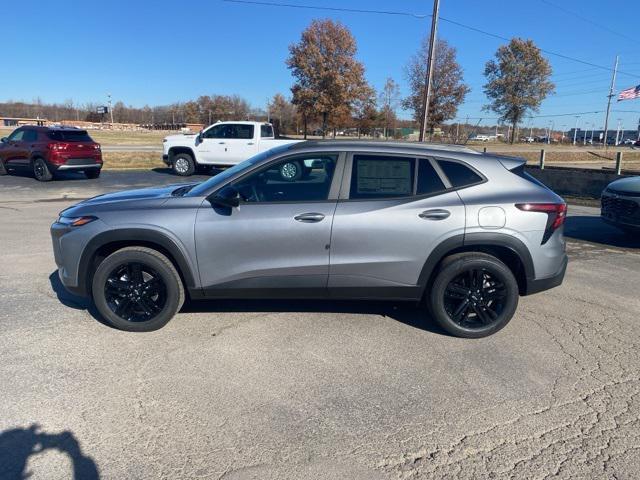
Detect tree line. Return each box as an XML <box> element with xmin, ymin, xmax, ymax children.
<box><xmin>1</xmin><ymin>20</ymin><xmax>553</xmax><ymax>143</ymax></box>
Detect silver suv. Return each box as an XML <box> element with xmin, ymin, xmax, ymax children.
<box><xmin>51</xmin><ymin>142</ymin><xmax>568</xmax><ymax>338</ymax></box>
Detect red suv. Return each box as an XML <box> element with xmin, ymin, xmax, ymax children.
<box><xmin>0</xmin><ymin>126</ymin><xmax>102</xmax><ymax>181</ymax></box>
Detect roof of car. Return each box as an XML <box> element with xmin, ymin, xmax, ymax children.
<box><xmin>286</xmin><ymin>140</ymin><xmax>481</xmax><ymax>155</ymax></box>
<box><xmin>20</xmin><ymin>125</ymin><xmax>86</xmax><ymax>131</ymax></box>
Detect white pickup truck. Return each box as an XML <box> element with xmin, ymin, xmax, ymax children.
<box><xmin>162</xmin><ymin>121</ymin><xmax>300</xmax><ymax>176</ymax></box>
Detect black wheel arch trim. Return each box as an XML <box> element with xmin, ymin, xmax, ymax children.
<box><xmin>417</xmin><ymin>232</ymin><xmax>536</xmax><ymax>296</ymax></box>
<box><xmin>76</xmin><ymin>228</ymin><xmax>197</xmax><ymax>297</ymax></box>
<box><xmin>168</xmin><ymin>147</ymin><xmax>196</xmax><ymax>161</ymax></box>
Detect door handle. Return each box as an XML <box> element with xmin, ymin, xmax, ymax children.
<box><xmin>247</xmin><ymin>142</ymin><xmax>254</xmax><ymax>145</ymax></box>
<box><xmin>294</xmin><ymin>212</ymin><xmax>325</xmax><ymax>223</ymax></box>
<box><xmin>419</xmin><ymin>209</ymin><xmax>451</xmax><ymax>220</ymax></box>
<box><xmin>218</xmin><ymin>141</ymin><xmax>226</xmax><ymax>144</ymax></box>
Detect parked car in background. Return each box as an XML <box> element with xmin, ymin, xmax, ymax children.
<box><xmin>0</xmin><ymin>126</ymin><xmax>102</xmax><ymax>181</ymax></box>
<box><xmin>52</xmin><ymin>141</ymin><xmax>567</xmax><ymax>338</ymax></box>
<box><xmin>162</xmin><ymin>121</ymin><xmax>299</xmax><ymax>176</ymax></box>
<box><xmin>471</xmin><ymin>135</ymin><xmax>491</xmax><ymax>142</ymax></box>
<box><xmin>521</xmin><ymin>137</ymin><xmax>535</xmax><ymax>143</ymax></box>
<box><xmin>601</xmin><ymin>176</ymin><xmax>640</xmax><ymax>234</ymax></box>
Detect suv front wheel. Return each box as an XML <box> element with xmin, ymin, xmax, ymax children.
<box><xmin>92</xmin><ymin>247</ymin><xmax>185</xmax><ymax>332</ymax></box>
<box><xmin>428</xmin><ymin>253</ymin><xmax>519</xmax><ymax>338</ymax></box>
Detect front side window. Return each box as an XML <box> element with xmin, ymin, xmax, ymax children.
<box><xmin>349</xmin><ymin>154</ymin><xmax>415</xmax><ymax>199</ymax></box>
<box><xmin>202</xmin><ymin>124</ymin><xmax>226</xmax><ymax>139</ymax></box>
<box><xmin>261</xmin><ymin>124</ymin><xmax>274</xmax><ymax>138</ymax></box>
<box><xmin>233</xmin><ymin>154</ymin><xmax>338</xmax><ymax>203</ymax></box>
<box><xmin>7</xmin><ymin>129</ymin><xmax>25</xmax><ymax>142</ymax></box>
<box><xmin>23</xmin><ymin>129</ymin><xmax>38</xmax><ymax>142</ymax></box>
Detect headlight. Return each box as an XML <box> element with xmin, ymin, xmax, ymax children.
<box><xmin>57</xmin><ymin>216</ymin><xmax>97</xmax><ymax>227</ymax></box>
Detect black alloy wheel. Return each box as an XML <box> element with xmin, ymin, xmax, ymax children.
<box><xmin>104</xmin><ymin>262</ymin><xmax>167</xmax><ymax>323</ymax></box>
<box><xmin>92</xmin><ymin>247</ymin><xmax>184</xmax><ymax>331</ymax></box>
<box><xmin>443</xmin><ymin>268</ymin><xmax>507</xmax><ymax>329</ymax></box>
<box><xmin>429</xmin><ymin>253</ymin><xmax>519</xmax><ymax>338</ymax></box>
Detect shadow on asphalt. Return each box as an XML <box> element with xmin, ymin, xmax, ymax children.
<box><xmin>49</xmin><ymin>272</ymin><xmax>450</xmax><ymax>336</ymax></box>
<box><xmin>0</xmin><ymin>424</ymin><xmax>99</xmax><ymax>479</ymax></box>
<box><xmin>4</xmin><ymin>166</ymin><xmax>89</xmax><ymax>182</ymax></box>
<box><xmin>564</xmin><ymin>215</ymin><xmax>640</xmax><ymax>249</ymax></box>
<box><xmin>151</xmin><ymin>167</ymin><xmax>225</xmax><ymax>177</ymax></box>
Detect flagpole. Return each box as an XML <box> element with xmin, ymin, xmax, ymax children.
<box><xmin>603</xmin><ymin>55</ymin><xmax>619</xmax><ymax>151</ymax></box>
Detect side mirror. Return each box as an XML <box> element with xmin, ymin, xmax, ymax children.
<box><xmin>0</xmin><ymin>137</ymin><xmax>7</xmax><ymax>143</ymax></box>
<box><xmin>210</xmin><ymin>185</ymin><xmax>240</xmax><ymax>208</ymax></box>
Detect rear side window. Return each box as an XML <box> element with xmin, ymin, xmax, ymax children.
<box><xmin>229</xmin><ymin>124</ymin><xmax>254</xmax><ymax>139</ymax></box>
<box><xmin>417</xmin><ymin>158</ymin><xmax>446</xmax><ymax>195</ymax></box>
<box><xmin>48</xmin><ymin>130</ymin><xmax>93</xmax><ymax>142</ymax></box>
<box><xmin>261</xmin><ymin>124</ymin><xmax>274</xmax><ymax>138</ymax></box>
<box><xmin>437</xmin><ymin>160</ymin><xmax>483</xmax><ymax>188</ymax></box>
<box><xmin>23</xmin><ymin>129</ymin><xmax>38</xmax><ymax>142</ymax></box>
<box><xmin>350</xmin><ymin>155</ymin><xmax>415</xmax><ymax>199</ymax></box>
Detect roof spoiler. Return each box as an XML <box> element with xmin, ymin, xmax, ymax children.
<box><xmin>492</xmin><ymin>154</ymin><xmax>526</xmax><ymax>171</ymax></box>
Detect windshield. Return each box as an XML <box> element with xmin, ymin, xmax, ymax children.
<box><xmin>188</xmin><ymin>145</ymin><xmax>291</xmax><ymax>197</ymax></box>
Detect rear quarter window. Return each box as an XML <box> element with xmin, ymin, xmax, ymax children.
<box><xmin>437</xmin><ymin>160</ymin><xmax>483</xmax><ymax>188</ymax></box>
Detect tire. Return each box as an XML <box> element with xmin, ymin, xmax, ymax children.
<box><xmin>91</xmin><ymin>247</ymin><xmax>185</xmax><ymax>332</ymax></box>
<box><xmin>0</xmin><ymin>159</ymin><xmax>7</xmax><ymax>175</ymax></box>
<box><xmin>428</xmin><ymin>252</ymin><xmax>519</xmax><ymax>338</ymax></box>
<box><xmin>84</xmin><ymin>169</ymin><xmax>101</xmax><ymax>179</ymax></box>
<box><xmin>279</xmin><ymin>160</ymin><xmax>303</xmax><ymax>181</ymax></box>
<box><xmin>33</xmin><ymin>157</ymin><xmax>53</xmax><ymax>182</ymax></box>
<box><xmin>172</xmin><ymin>153</ymin><xmax>195</xmax><ymax>176</ymax></box>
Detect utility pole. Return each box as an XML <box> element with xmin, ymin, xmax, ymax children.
<box><xmin>573</xmin><ymin>116</ymin><xmax>579</xmax><ymax>145</ymax></box>
<box><xmin>419</xmin><ymin>0</ymin><xmax>440</xmax><ymax>142</ymax></box>
<box><xmin>107</xmin><ymin>93</ymin><xmax>114</xmax><ymax>125</ymax></box>
<box><xmin>603</xmin><ymin>55</ymin><xmax>619</xmax><ymax>149</ymax></box>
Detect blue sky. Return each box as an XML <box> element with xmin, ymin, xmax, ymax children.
<box><xmin>2</xmin><ymin>0</ymin><xmax>639</xmax><ymax>130</ymax></box>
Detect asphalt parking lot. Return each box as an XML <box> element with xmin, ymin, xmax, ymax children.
<box><xmin>1</xmin><ymin>171</ymin><xmax>639</xmax><ymax>479</ymax></box>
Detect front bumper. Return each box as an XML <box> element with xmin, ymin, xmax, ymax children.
<box><xmin>525</xmin><ymin>254</ymin><xmax>568</xmax><ymax>295</ymax></box>
<box><xmin>162</xmin><ymin>154</ymin><xmax>170</xmax><ymax>166</ymax></box>
<box><xmin>601</xmin><ymin>192</ymin><xmax>640</xmax><ymax>228</ymax></box>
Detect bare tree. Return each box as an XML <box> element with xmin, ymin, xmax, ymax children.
<box><xmin>403</xmin><ymin>39</ymin><xmax>469</xmax><ymax>137</ymax></box>
<box><xmin>287</xmin><ymin>19</ymin><xmax>370</xmax><ymax>138</ymax></box>
<box><xmin>268</xmin><ymin>93</ymin><xmax>297</xmax><ymax>135</ymax></box>
<box><xmin>379</xmin><ymin>78</ymin><xmax>400</xmax><ymax>138</ymax></box>
<box><xmin>483</xmin><ymin>38</ymin><xmax>554</xmax><ymax>144</ymax></box>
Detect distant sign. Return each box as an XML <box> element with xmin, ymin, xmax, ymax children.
<box><xmin>96</xmin><ymin>106</ymin><xmax>109</xmax><ymax>114</ymax></box>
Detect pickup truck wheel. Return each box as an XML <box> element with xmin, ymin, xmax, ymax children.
<box><xmin>92</xmin><ymin>247</ymin><xmax>185</xmax><ymax>332</ymax></box>
<box><xmin>428</xmin><ymin>253</ymin><xmax>519</xmax><ymax>338</ymax></box>
<box><xmin>279</xmin><ymin>160</ymin><xmax>302</xmax><ymax>181</ymax></box>
<box><xmin>173</xmin><ymin>153</ymin><xmax>195</xmax><ymax>176</ymax></box>
<box><xmin>33</xmin><ymin>158</ymin><xmax>53</xmax><ymax>182</ymax></box>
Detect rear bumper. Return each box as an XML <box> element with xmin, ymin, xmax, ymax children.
<box><xmin>525</xmin><ymin>254</ymin><xmax>568</xmax><ymax>295</ymax></box>
<box><xmin>55</xmin><ymin>163</ymin><xmax>102</xmax><ymax>171</ymax></box>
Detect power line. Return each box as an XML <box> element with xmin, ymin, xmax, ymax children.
<box><xmin>222</xmin><ymin>0</ymin><xmax>640</xmax><ymax>79</ymax></box>
<box><xmin>538</xmin><ymin>0</ymin><xmax>638</xmax><ymax>44</ymax></box>
<box><xmin>222</xmin><ymin>0</ymin><xmax>427</xmax><ymax>18</ymax></box>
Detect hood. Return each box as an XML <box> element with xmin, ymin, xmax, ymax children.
<box><xmin>607</xmin><ymin>176</ymin><xmax>640</xmax><ymax>194</ymax></box>
<box><xmin>61</xmin><ymin>183</ymin><xmax>197</xmax><ymax>216</ymax></box>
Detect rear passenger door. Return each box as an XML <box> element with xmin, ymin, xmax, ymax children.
<box><xmin>328</xmin><ymin>153</ymin><xmax>466</xmax><ymax>298</ymax></box>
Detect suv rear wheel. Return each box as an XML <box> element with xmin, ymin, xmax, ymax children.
<box><xmin>92</xmin><ymin>247</ymin><xmax>185</xmax><ymax>332</ymax></box>
<box><xmin>172</xmin><ymin>153</ymin><xmax>195</xmax><ymax>176</ymax></box>
<box><xmin>428</xmin><ymin>253</ymin><xmax>519</xmax><ymax>338</ymax></box>
<box><xmin>0</xmin><ymin>160</ymin><xmax>7</xmax><ymax>175</ymax></box>
<box><xmin>33</xmin><ymin>158</ymin><xmax>53</xmax><ymax>182</ymax></box>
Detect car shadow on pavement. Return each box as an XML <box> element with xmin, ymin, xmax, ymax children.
<box><xmin>4</xmin><ymin>167</ymin><xmax>89</xmax><ymax>182</ymax></box>
<box><xmin>0</xmin><ymin>424</ymin><xmax>99</xmax><ymax>479</ymax></box>
<box><xmin>48</xmin><ymin>273</ymin><xmax>111</xmax><ymax>328</ymax></box>
<box><xmin>182</xmin><ymin>298</ymin><xmax>452</xmax><ymax>336</ymax></box>
<box><xmin>49</xmin><ymin>271</ymin><xmax>450</xmax><ymax>336</ymax></box>
<box><xmin>564</xmin><ymin>215</ymin><xmax>640</xmax><ymax>248</ymax></box>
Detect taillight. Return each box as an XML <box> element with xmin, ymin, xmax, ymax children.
<box><xmin>516</xmin><ymin>203</ymin><xmax>567</xmax><ymax>244</ymax></box>
<box><xmin>47</xmin><ymin>142</ymin><xmax>68</xmax><ymax>151</ymax></box>
<box><xmin>94</xmin><ymin>143</ymin><xmax>101</xmax><ymax>150</ymax></box>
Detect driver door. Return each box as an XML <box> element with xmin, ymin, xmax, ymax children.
<box><xmin>194</xmin><ymin>153</ymin><xmax>344</xmax><ymax>295</ymax></box>
<box><xmin>195</xmin><ymin>124</ymin><xmax>229</xmax><ymax>164</ymax></box>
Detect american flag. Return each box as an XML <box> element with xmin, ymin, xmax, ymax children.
<box><xmin>618</xmin><ymin>85</ymin><xmax>640</xmax><ymax>101</ymax></box>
